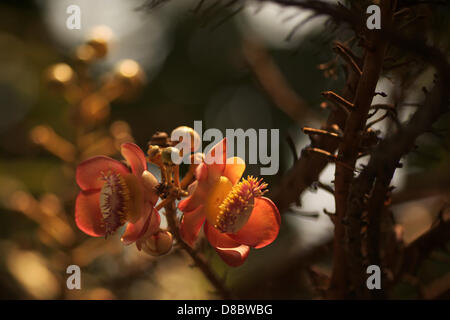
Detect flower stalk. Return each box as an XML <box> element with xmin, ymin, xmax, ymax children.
<box><xmin>164</xmin><ymin>200</ymin><xmax>233</xmax><ymax>300</ymax></box>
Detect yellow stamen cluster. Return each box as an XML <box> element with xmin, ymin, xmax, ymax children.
<box><xmin>215</xmin><ymin>176</ymin><xmax>268</xmax><ymax>233</ymax></box>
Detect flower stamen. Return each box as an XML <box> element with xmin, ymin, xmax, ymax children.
<box><xmin>99</xmin><ymin>171</ymin><xmax>130</xmax><ymax>236</ymax></box>
<box><xmin>215</xmin><ymin>176</ymin><xmax>268</xmax><ymax>233</ymax></box>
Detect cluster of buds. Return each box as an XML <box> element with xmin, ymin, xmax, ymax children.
<box><xmin>76</xmin><ymin>25</ymin><xmax>113</xmax><ymax>62</ymax></box>
<box><xmin>35</xmin><ymin>25</ymin><xmax>146</xmax><ymax>164</ymax></box>
<box><xmin>147</xmin><ymin>127</ymin><xmax>203</xmax><ymax>200</ymax></box>
<box><xmin>138</xmin><ymin>229</ymin><xmax>173</xmax><ymax>256</ymax></box>
<box><xmin>43</xmin><ymin>25</ymin><xmax>145</xmax><ymax>127</ymax></box>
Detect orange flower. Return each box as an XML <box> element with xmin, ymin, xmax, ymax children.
<box><xmin>75</xmin><ymin>143</ymin><xmax>160</xmax><ymax>249</ymax></box>
<box><xmin>178</xmin><ymin>138</ymin><xmax>280</xmax><ymax>267</ymax></box>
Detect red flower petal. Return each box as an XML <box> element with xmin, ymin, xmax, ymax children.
<box><xmin>204</xmin><ymin>138</ymin><xmax>227</xmax><ymax>183</ymax></box>
<box><xmin>121</xmin><ymin>205</ymin><xmax>159</xmax><ymax>245</ymax></box>
<box><xmin>121</xmin><ymin>143</ymin><xmax>147</xmax><ymax>176</ymax></box>
<box><xmin>203</xmin><ymin>222</ymin><xmax>239</xmax><ymax>248</ymax></box>
<box><xmin>187</xmin><ymin>180</ymin><xmax>198</xmax><ymax>195</ymax></box>
<box><xmin>215</xmin><ymin>245</ymin><xmax>250</xmax><ymax>267</ymax></box>
<box><xmin>135</xmin><ymin>209</ymin><xmax>161</xmax><ymax>250</ymax></box>
<box><xmin>195</xmin><ymin>163</ymin><xmax>208</xmax><ymax>181</ymax></box>
<box><xmin>76</xmin><ymin>156</ymin><xmax>129</xmax><ymax>191</ymax></box>
<box><xmin>204</xmin><ymin>223</ymin><xmax>249</xmax><ymax>267</ymax></box>
<box><xmin>179</xmin><ymin>139</ymin><xmax>231</xmax><ymax>214</ymax></box>
<box><xmin>178</xmin><ymin>181</ymin><xmax>209</xmax><ymax>212</ymax></box>
<box><xmin>147</xmin><ymin>208</ymin><xmax>161</xmax><ymax>235</ymax></box>
<box><xmin>75</xmin><ymin>190</ymin><xmax>106</xmax><ymax>237</ymax></box>
<box><xmin>228</xmin><ymin>197</ymin><xmax>280</xmax><ymax>249</ymax></box>
<box><xmin>142</xmin><ymin>170</ymin><xmax>159</xmax><ymax>205</ymax></box>
<box><xmin>223</xmin><ymin>156</ymin><xmax>245</xmax><ymax>185</ymax></box>
<box><xmin>179</xmin><ymin>205</ymin><xmax>206</xmax><ymax>247</ymax></box>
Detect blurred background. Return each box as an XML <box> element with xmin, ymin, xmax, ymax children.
<box><xmin>0</xmin><ymin>0</ymin><xmax>448</xmax><ymax>299</ymax></box>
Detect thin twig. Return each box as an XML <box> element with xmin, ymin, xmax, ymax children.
<box><xmin>333</xmin><ymin>42</ymin><xmax>362</xmax><ymax>76</ymax></box>
<box><xmin>321</xmin><ymin>91</ymin><xmax>354</xmax><ymax>114</ymax></box>
<box><xmin>242</xmin><ymin>37</ymin><xmax>314</xmax><ymax>125</ymax></box>
<box><xmin>164</xmin><ymin>201</ymin><xmax>233</xmax><ymax>299</ymax></box>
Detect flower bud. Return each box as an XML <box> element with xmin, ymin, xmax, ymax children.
<box><xmin>140</xmin><ymin>230</ymin><xmax>173</xmax><ymax>256</ymax></box>
<box><xmin>115</xmin><ymin>59</ymin><xmax>142</xmax><ymax>80</ymax></box>
<box><xmin>45</xmin><ymin>63</ymin><xmax>75</xmax><ymax>91</ymax></box>
<box><xmin>161</xmin><ymin>147</ymin><xmax>181</xmax><ymax>166</ymax></box>
<box><xmin>75</xmin><ymin>43</ymin><xmax>97</xmax><ymax>63</ymax></box>
<box><xmin>113</xmin><ymin>59</ymin><xmax>145</xmax><ymax>94</ymax></box>
<box><xmin>171</xmin><ymin>126</ymin><xmax>201</xmax><ymax>153</ymax></box>
<box><xmin>86</xmin><ymin>25</ymin><xmax>114</xmax><ymax>59</ymax></box>
<box><xmin>149</xmin><ymin>132</ymin><xmax>170</xmax><ymax>148</ymax></box>
<box><xmin>147</xmin><ymin>145</ymin><xmax>161</xmax><ymax>160</ymax></box>
<box><xmin>141</xmin><ymin>170</ymin><xmax>158</xmax><ymax>192</ymax></box>
<box><xmin>80</xmin><ymin>93</ymin><xmax>110</xmax><ymax>123</ymax></box>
